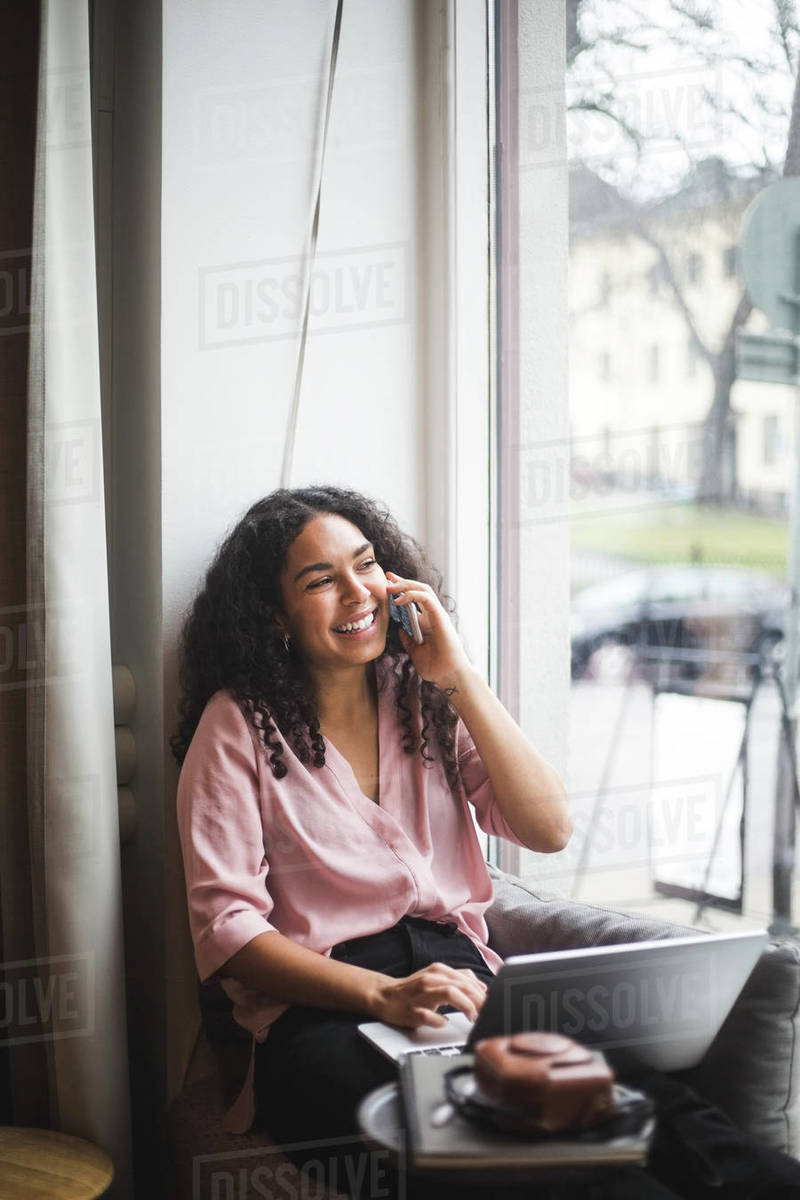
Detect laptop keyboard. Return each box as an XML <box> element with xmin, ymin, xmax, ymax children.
<box><xmin>404</xmin><ymin>1042</ymin><xmax>468</xmax><ymax>1058</ymax></box>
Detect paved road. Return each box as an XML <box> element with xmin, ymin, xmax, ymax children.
<box><xmin>520</xmin><ymin>678</ymin><xmax>793</xmax><ymax>932</ymax></box>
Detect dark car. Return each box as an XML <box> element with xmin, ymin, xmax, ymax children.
<box><xmin>571</xmin><ymin>565</ymin><xmax>788</xmax><ymax>684</ymax></box>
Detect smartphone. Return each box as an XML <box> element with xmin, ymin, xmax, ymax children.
<box><xmin>388</xmin><ymin>593</ymin><xmax>424</xmax><ymax>644</ymax></box>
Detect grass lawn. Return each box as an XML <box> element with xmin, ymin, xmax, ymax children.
<box><xmin>570</xmin><ymin>502</ymin><xmax>788</xmax><ymax>577</ymax></box>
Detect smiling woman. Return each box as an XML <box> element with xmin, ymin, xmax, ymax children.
<box><xmin>168</xmin><ymin>487</ymin><xmax>569</xmax><ymax>1173</ymax></box>
<box><xmin>170</xmin><ymin>486</ymin><xmax>471</xmax><ymax>791</ymax></box>
<box><xmin>168</xmin><ymin>485</ymin><xmax>800</xmax><ymax>1200</ymax></box>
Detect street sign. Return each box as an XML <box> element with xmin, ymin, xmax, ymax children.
<box><xmin>739</xmin><ymin>177</ymin><xmax>800</xmax><ymax>334</ymax></box>
<box><xmin>736</xmin><ymin>329</ymin><xmax>798</xmax><ymax>386</ymax></box>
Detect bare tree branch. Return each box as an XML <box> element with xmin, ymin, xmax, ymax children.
<box><xmin>568</xmin><ymin>0</ymin><xmax>800</xmax><ymax>501</ymax></box>
<box><xmin>632</xmin><ymin>220</ymin><xmax>716</xmax><ymax>367</ymax></box>
<box><xmin>775</xmin><ymin>0</ymin><xmax>799</xmax><ymax>70</ymax></box>
<box><xmin>668</xmin><ymin>2</ymin><xmax>714</xmax><ymax>32</ymax></box>
<box><xmin>570</xmin><ymin>98</ymin><xmax>645</xmax><ymax>153</ymax></box>
<box><xmin>566</xmin><ymin>0</ymin><xmax>584</xmax><ymax>63</ymax></box>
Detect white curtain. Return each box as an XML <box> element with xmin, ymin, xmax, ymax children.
<box><xmin>26</xmin><ymin>1</ymin><xmax>133</xmax><ymax>1194</ymax></box>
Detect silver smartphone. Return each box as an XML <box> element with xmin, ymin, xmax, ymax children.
<box><xmin>389</xmin><ymin>592</ymin><xmax>424</xmax><ymax>643</ymax></box>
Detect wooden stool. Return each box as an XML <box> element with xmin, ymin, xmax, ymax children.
<box><xmin>0</xmin><ymin>1127</ymin><xmax>114</xmax><ymax>1199</ymax></box>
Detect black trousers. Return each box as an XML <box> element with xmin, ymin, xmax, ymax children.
<box><xmin>253</xmin><ymin>915</ymin><xmax>800</xmax><ymax>1200</ymax></box>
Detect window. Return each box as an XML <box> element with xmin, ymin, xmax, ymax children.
<box><xmin>686</xmin><ymin>252</ymin><xmax>703</xmax><ymax>284</ymax></box>
<box><xmin>648</xmin><ymin>425</ymin><xmax>662</xmax><ymax>487</ymax></box>
<box><xmin>598</xmin><ymin>270</ymin><xmax>612</xmax><ymax>305</ymax></box>
<box><xmin>564</xmin><ymin>2</ymin><xmax>794</xmax><ymax>930</ymax></box>
<box><xmin>648</xmin><ymin>343</ymin><xmax>660</xmax><ymax>383</ymax></box>
<box><xmin>763</xmin><ymin>414</ymin><xmax>780</xmax><ymax>466</ymax></box>
<box><xmin>648</xmin><ymin>260</ymin><xmax>666</xmax><ymax>294</ymax></box>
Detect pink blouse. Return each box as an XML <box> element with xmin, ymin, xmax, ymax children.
<box><xmin>176</xmin><ymin>653</ymin><xmax>528</xmax><ymax>1130</ymax></box>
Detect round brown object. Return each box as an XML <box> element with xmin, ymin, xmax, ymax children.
<box><xmin>473</xmin><ymin>1032</ymin><xmax>616</xmax><ymax>1133</ymax></box>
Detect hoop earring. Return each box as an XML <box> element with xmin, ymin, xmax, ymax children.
<box><xmin>282</xmin><ymin>632</ymin><xmax>291</xmax><ymax>654</ymax></box>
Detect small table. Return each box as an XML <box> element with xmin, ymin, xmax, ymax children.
<box><xmin>0</xmin><ymin>1127</ymin><xmax>114</xmax><ymax>1199</ymax></box>
<box><xmin>356</xmin><ymin>1083</ymin><xmax>601</xmax><ymax>1188</ymax></box>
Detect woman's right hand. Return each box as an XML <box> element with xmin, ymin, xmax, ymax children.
<box><xmin>368</xmin><ymin>961</ymin><xmax>488</xmax><ymax>1028</ymax></box>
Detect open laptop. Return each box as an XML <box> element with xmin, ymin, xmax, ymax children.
<box><xmin>358</xmin><ymin>929</ymin><xmax>768</xmax><ymax>1073</ymax></box>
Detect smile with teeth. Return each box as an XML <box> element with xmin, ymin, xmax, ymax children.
<box><xmin>333</xmin><ymin>609</ymin><xmax>377</xmax><ymax>634</ymax></box>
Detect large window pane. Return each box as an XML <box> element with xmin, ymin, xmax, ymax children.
<box><xmin>565</xmin><ymin>0</ymin><xmax>799</xmax><ymax>929</ymax></box>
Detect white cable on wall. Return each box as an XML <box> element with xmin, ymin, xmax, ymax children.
<box><xmin>280</xmin><ymin>0</ymin><xmax>343</xmax><ymax>487</ymax></box>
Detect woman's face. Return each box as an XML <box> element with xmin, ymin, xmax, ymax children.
<box><xmin>275</xmin><ymin>513</ymin><xmax>390</xmax><ymax>673</ymax></box>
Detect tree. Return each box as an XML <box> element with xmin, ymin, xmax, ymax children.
<box><xmin>566</xmin><ymin>0</ymin><xmax>800</xmax><ymax>503</ymax></box>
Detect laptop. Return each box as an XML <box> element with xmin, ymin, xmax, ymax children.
<box><xmin>358</xmin><ymin>929</ymin><xmax>768</xmax><ymax>1073</ymax></box>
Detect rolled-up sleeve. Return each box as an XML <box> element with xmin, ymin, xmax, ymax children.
<box><xmin>176</xmin><ymin>691</ymin><xmax>278</xmax><ymax>982</ymax></box>
<box><xmin>455</xmin><ymin>718</ymin><xmax>529</xmax><ymax>847</ymax></box>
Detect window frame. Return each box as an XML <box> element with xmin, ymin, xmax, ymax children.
<box><xmin>492</xmin><ymin>0</ymin><xmax>570</xmax><ymax>879</ymax></box>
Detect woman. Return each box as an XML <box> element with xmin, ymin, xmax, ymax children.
<box><xmin>173</xmin><ymin>485</ymin><xmax>799</xmax><ymax>1200</ymax></box>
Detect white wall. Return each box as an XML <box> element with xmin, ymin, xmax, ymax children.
<box><xmin>159</xmin><ymin>0</ymin><xmax>478</xmax><ymax>1096</ymax></box>
<box><xmin>161</xmin><ymin>0</ymin><xmax>426</xmax><ymax>570</ymax></box>
<box><xmin>108</xmin><ymin>0</ymin><xmax>565</xmax><ymax>1128</ymax></box>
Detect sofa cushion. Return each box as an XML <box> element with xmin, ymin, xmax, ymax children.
<box><xmin>677</xmin><ymin>939</ymin><xmax>800</xmax><ymax>1157</ymax></box>
<box><xmin>485</xmin><ymin>863</ymin><xmax>697</xmax><ymax>955</ymax></box>
<box><xmin>485</xmin><ymin>865</ymin><xmax>800</xmax><ymax>1157</ymax></box>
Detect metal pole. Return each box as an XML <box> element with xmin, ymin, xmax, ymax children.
<box><xmin>771</xmin><ymin>357</ymin><xmax>800</xmax><ymax>933</ymax></box>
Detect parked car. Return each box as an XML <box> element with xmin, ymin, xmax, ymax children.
<box><xmin>571</xmin><ymin>565</ymin><xmax>788</xmax><ymax>684</ymax></box>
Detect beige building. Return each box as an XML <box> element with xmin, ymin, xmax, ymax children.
<box><xmin>568</xmin><ymin>163</ymin><xmax>793</xmax><ymax>512</ymax></box>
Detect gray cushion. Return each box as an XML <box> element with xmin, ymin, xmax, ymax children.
<box><xmin>485</xmin><ymin>863</ymin><xmax>697</xmax><ymax>954</ymax></box>
<box><xmin>485</xmin><ymin>864</ymin><xmax>800</xmax><ymax>1157</ymax></box>
<box><xmin>678</xmin><ymin>939</ymin><xmax>800</xmax><ymax>1156</ymax></box>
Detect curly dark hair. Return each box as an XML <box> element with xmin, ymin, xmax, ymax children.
<box><xmin>169</xmin><ymin>485</ymin><xmax>461</xmax><ymax>788</ymax></box>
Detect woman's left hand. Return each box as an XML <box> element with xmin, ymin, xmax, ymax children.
<box><xmin>385</xmin><ymin>571</ymin><xmax>472</xmax><ymax>691</ymax></box>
